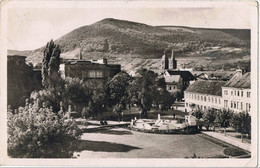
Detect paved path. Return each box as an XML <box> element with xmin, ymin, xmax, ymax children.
<box><xmin>202</xmin><ymin>131</ymin><xmax>251</xmax><ymax>152</ymax></box>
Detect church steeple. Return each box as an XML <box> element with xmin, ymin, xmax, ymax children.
<box><xmin>169</xmin><ymin>49</ymin><xmax>177</xmax><ymax>69</ymax></box>
<box><xmin>161</xmin><ymin>51</ymin><xmax>169</xmax><ymax>70</ymax></box>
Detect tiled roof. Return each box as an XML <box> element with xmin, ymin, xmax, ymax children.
<box><xmin>165</xmin><ymin>75</ymin><xmax>181</xmax><ymax>83</ymax></box>
<box><xmin>166</xmin><ymin>70</ymin><xmax>195</xmax><ymax>81</ymax></box>
<box><xmin>185</xmin><ymin>80</ymin><xmax>226</xmax><ymax>96</ymax></box>
<box><xmin>224</xmin><ymin>72</ymin><xmax>250</xmax><ymax>88</ymax></box>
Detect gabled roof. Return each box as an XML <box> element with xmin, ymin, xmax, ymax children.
<box><xmin>166</xmin><ymin>70</ymin><xmax>195</xmax><ymax>81</ymax></box>
<box><xmin>165</xmin><ymin>75</ymin><xmax>181</xmax><ymax>83</ymax></box>
<box><xmin>186</xmin><ymin>80</ymin><xmax>226</xmax><ymax>96</ymax></box>
<box><xmin>224</xmin><ymin>72</ymin><xmax>250</xmax><ymax>88</ymax></box>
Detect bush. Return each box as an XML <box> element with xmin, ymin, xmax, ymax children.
<box><xmin>7</xmin><ymin>103</ymin><xmax>82</xmax><ymax>158</ymax></box>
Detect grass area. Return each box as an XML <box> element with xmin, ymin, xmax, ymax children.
<box><xmin>223</xmin><ymin>147</ymin><xmax>248</xmax><ymax>157</ymax></box>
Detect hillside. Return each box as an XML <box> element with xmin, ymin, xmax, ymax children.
<box><xmin>8</xmin><ymin>18</ymin><xmax>250</xmax><ymax>72</ymax></box>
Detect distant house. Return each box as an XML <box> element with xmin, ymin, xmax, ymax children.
<box><xmin>59</xmin><ymin>56</ymin><xmax>121</xmax><ymax>87</ymax></box>
<box><xmin>222</xmin><ymin>72</ymin><xmax>251</xmax><ymax>113</ymax></box>
<box><xmin>184</xmin><ymin>80</ymin><xmax>226</xmax><ymax>112</ymax></box>
<box><xmin>161</xmin><ymin>50</ymin><xmax>195</xmax><ymax>96</ymax></box>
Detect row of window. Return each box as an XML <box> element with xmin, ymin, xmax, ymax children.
<box><xmin>186</xmin><ymin>103</ymin><xmax>215</xmax><ymax>111</ymax></box>
<box><xmin>168</xmin><ymin>85</ymin><xmax>177</xmax><ymax>91</ymax></box>
<box><xmin>223</xmin><ymin>90</ymin><xmax>250</xmax><ymax>98</ymax></box>
<box><xmin>82</xmin><ymin>70</ymin><xmax>103</xmax><ymax>78</ymax></box>
<box><xmin>186</xmin><ymin>93</ymin><xmax>221</xmax><ymax>104</ymax></box>
<box><xmin>224</xmin><ymin>100</ymin><xmax>251</xmax><ymax>111</ymax></box>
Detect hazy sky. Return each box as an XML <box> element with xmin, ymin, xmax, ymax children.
<box><xmin>7</xmin><ymin>4</ymin><xmax>253</xmax><ymax>50</ymax></box>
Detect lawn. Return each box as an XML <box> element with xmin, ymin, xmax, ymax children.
<box><xmin>74</xmin><ymin>128</ymin><xmax>226</xmax><ymax>158</ymax></box>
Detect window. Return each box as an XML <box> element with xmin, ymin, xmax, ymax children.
<box><xmin>237</xmin><ymin>102</ymin><xmax>239</xmax><ymax>109</ymax></box>
<box><xmin>219</xmin><ymin>99</ymin><xmax>221</xmax><ymax>104</ymax></box>
<box><xmin>88</xmin><ymin>70</ymin><xmax>96</xmax><ymax>78</ymax></box>
<box><xmin>212</xmin><ymin>97</ymin><xmax>214</xmax><ymax>102</ymax></box>
<box><xmin>224</xmin><ymin>100</ymin><xmax>228</xmax><ymax>107</ymax></box>
<box><xmin>231</xmin><ymin>101</ymin><xmax>233</xmax><ymax>108</ymax></box>
<box><xmin>169</xmin><ymin>86</ymin><xmax>172</xmax><ymax>90</ymax></box>
<box><xmin>247</xmin><ymin>92</ymin><xmax>251</xmax><ymax>98</ymax></box>
<box><xmin>234</xmin><ymin>91</ymin><xmax>236</xmax><ymax>96</ymax></box>
<box><xmin>241</xmin><ymin>91</ymin><xmax>243</xmax><ymax>97</ymax></box>
<box><xmin>173</xmin><ymin>86</ymin><xmax>176</xmax><ymax>89</ymax></box>
<box><xmin>237</xmin><ymin>91</ymin><xmax>240</xmax><ymax>96</ymax></box>
<box><xmin>234</xmin><ymin>101</ymin><xmax>236</xmax><ymax>108</ymax></box>
<box><xmin>241</xmin><ymin>102</ymin><xmax>243</xmax><ymax>110</ymax></box>
<box><xmin>201</xmin><ymin>96</ymin><xmax>203</xmax><ymax>101</ymax></box>
<box><xmin>215</xmin><ymin>98</ymin><xmax>217</xmax><ymax>104</ymax></box>
<box><xmin>208</xmin><ymin>97</ymin><xmax>210</xmax><ymax>102</ymax></box>
<box><xmin>231</xmin><ymin>91</ymin><xmax>233</xmax><ymax>95</ymax></box>
<box><xmin>204</xmin><ymin>96</ymin><xmax>206</xmax><ymax>102</ymax></box>
<box><xmin>224</xmin><ymin>90</ymin><xmax>228</xmax><ymax>95</ymax></box>
<box><xmin>96</xmin><ymin>71</ymin><xmax>103</xmax><ymax>78</ymax></box>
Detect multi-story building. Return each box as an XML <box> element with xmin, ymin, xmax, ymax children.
<box><xmin>184</xmin><ymin>72</ymin><xmax>251</xmax><ymax>113</ymax></box>
<box><xmin>222</xmin><ymin>72</ymin><xmax>251</xmax><ymax>113</ymax></box>
<box><xmin>59</xmin><ymin>56</ymin><xmax>121</xmax><ymax>87</ymax></box>
<box><xmin>184</xmin><ymin>81</ymin><xmax>226</xmax><ymax>112</ymax></box>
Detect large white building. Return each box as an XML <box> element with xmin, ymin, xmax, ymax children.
<box><xmin>222</xmin><ymin>72</ymin><xmax>251</xmax><ymax>113</ymax></box>
<box><xmin>184</xmin><ymin>81</ymin><xmax>226</xmax><ymax>112</ymax></box>
<box><xmin>184</xmin><ymin>72</ymin><xmax>251</xmax><ymax>113</ymax></box>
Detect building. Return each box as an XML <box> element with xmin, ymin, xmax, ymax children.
<box><xmin>161</xmin><ymin>50</ymin><xmax>195</xmax><ymax>95</ymax></box>
<box><xmin>164</xmin><ymin>70</ymin><xmax>195</xmax><ymax>94</ymax></box>
<box><xmin>184</xmin><ymin>80</ymin><xmax>226</xmax><ymax>112</ymax></box>
<box><xmin>59</xmin><ymin>57</ymin><xmax>121</xmax><ymax>86</ymax></box>
<box><xmin>222</xmin><ymin>72</ymin><xmax>251</xmax><ymax>113</ymax></box>
<box><xmin>184</xmin><ymin>72</ymin><xmax>251</xmax><ymax>113</ymax></box>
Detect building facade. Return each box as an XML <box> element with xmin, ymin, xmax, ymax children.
<box><xmin>59</xmin><ymin>58</ymin><xmax>121</xmax><ymax>87</ymax></box>
<box><xmin>222</xmin><ymin>72</ymin><xmax>251</xmax><ymax>113</ymax></box>
<box><xmin>184</xmin><ymin>72</ymin><xmax>251</xmax><ymax>113</ymax></box>
<box><xmin>184</xmin><ymin>81</ymin><xmax>225</xmax><ymax>112</ymax></box>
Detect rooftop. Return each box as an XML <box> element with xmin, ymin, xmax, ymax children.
<box><xmin>166</xmin><ymin>70</ymin><xmax>195</xmax><ymax>81</ymax></box>
<box><xmin>224</xmin><ymin>72</ymin><xmax>250</xmax><ymax>88</ymax></box>
<box><xmin>185</xmin><ymin>80</ymin><xmax>226</xmax><ymax>96</ymax></box>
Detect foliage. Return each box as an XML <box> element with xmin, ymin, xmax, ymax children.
<box><xmin>172</xmin><ymin>90</ymin><xmax>182</xmax><ymax>101</ymax></box>
<box><xmin>7</xmin><ymin>102</ymin><xmax>82</xmax><ymax>158</ymax></box>
<box><xmin>42</xmin><ymin>40</ymin><xmax>61</xmax><ymax>88</ymax></box>
<box><xmin>63</xmin><ymin>77</ymin><xmax>91</xmax><ymax>112</ymax></box>
<box><xmin>215</xmin><ymin>109</ymin><xmax>232</xmax><ymax>128</ymax></box>
<box><xmin>192</xmin><ymin>109</ymin><xmax>204</xmax><ymax>119</ymax></box>
<box><xmin>203</xmin><ymin>108</ymin><xmax>217</xmax><ymax>130</ymax></box>
<box><xmin>107</xmin><ymin>72</ymin><xmax>132</xmax><ymax>108</ymax></box>
<box><xmin>129</xmin><ymin>69</ymin><xmax>159</xmax><ymax>118</ymax></box>
<box><xmin>8</xmin><ymin>56</ymin><xmax>42</xmax><ymax>109</ymax></box>
<box><xmin>231</xmin><ymin>111</ymin><xmax>251</xmax><ymax>138</ymax></box>
<box><xmin>159</xmin><ymin>89</ymin><xmax>176</xmax><ymax>111</ymax></box>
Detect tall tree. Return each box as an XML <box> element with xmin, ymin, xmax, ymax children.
<box><xmin>216</xmin><ymin>109</ymin><xmax>233</xmax><ymax>136</ymax></box>
<box><xmin>231</xmin><ymin>111</ymin><xmax>251</xmax><ymax>142</ymax></box>
<box><xmin>203</xmin><ymin>108</ymin><xmax>217</xmax><ymax>131</ymax></box>
<box><xmin>42</xmin><ymin>39</ymin><xmax>61</xmax><ymax>88</ymax></box>
<box><xmin>130</xmin><ymin>69</ymin><xmax>158</xmax><ymax>118</ymax></box>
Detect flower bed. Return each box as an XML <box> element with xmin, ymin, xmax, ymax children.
<box><xmin>127</xmin><ymin>126</ymin><xmax>200</xmax><ymax>134</ymax></box>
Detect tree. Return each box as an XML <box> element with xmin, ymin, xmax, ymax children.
<box><xmin>130</xmin><ymin>69</ymin><xmax>158</xmax><ymax>118</ymax></box>
<box><xmin>173</xmin><ymin>90</ymin><xmax>182</xmax><ymax>101</ymax></box>
<box><xmin>159</xmin><ymin>89</ymin><xmax>175</xmax><ymax>111</ymax></box>
<box><xmin>63</xmin><ymin>77</ymin><xmax>91</xmax><ymax>113</ymax></box>
<box><xmin>192</xmin><ymin>109</ymin><xmax>203</xmax><ymax>120</ymax></box>
<box><xmin>42</xmin><ymin>39</ymin><xmax>61</xmax><ymax>88</ymax></box>
<box><xmin>231</xmin><ymin>111</ymin><xmax>251</xmax><ymax>142</ymax></box>
<box><xmin>216</xmin><ymin>109</ymin><xmax>232</xmax><ymax>136</ymax></box>
<box><xmin>203</xmin><ymin>108</ymin><xmax>217</xmax><ymax>131</ymax></box>
<box><xmin>107</xmin><ymin>72</ymin><xmax>132</xmax><ymax>108</ymax></box>
<box><xmin>7</xmin><ymin>101</ymin><xmax>82</xmax><ymax>158</ymax></box>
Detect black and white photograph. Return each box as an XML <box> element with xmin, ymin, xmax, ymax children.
<box><xmin>0</xmin><ymin>0</ymin><xmax>258</xmax><ymax>167</ymax></box>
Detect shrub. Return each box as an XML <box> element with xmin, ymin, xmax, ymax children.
<box><xmin>7</xmin><ymin>103</ymin><xmax>82</xmax><ymax>158</ymax></box>
<box><xmin>223</xmin><ymin>147</ymin><xmax>247</xmax><ymax>157</ymax></box>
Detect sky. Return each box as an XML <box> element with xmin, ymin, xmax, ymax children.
<box><xmin>7</xmin><ymin>3</ymin><xmax>253</xmax><ymax>50</ymax></box>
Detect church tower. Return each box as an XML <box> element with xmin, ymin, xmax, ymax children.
<box><xmin>161</xmin><ymin>51</ymin><xmax>169</xmax><ymax>70</ymax></box>
<box><xmin>169</xmin><ymin>49</ymin><xmax>177</xmax><ymax>69</ymax></box>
